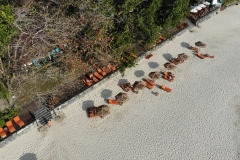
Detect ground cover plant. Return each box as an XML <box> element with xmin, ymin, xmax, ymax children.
<box><xmin>0</xmin><ymin>0</ymin><xmax>190</xmax><ymax>109</ymax></box>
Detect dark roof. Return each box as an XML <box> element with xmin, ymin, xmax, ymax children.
<box><xmin>32</xmin><ymin>107</ymin><xmax>52</xmax><ymax>125</ymax></box>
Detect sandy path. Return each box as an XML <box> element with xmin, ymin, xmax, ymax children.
<box><xmin>1</xmin><ymin>5</ymin><xmax>240</xmax><ymax>160</ymax></box>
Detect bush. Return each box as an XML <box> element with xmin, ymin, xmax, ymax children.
<box><xmin>0</xmin><ymin>83</ymin><xmax>10</xmax><ymax>100</ymax></box>
<box><xmin>0</xmin><ymin>5</ymin><xmax>19</xmax><ymax>57</ymax></box>
<box><xmin>0</xmin><ymin>108</ymin><xmax>20</xmax><ymax>127</ymax></box>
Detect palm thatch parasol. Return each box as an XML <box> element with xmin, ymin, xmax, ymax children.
<box><xmin>115</xmin><ymin>92</ymin><xmax>129</xmax><ymax>102</ymax></box>
<box><xmin>133</xmin><ymin>81</ymin><xmax>145</xmax><ymax>90</ymax></box>
<box><xmin>195</xmin><ymin>41</ymin><xmax>206</xmax><ymax>48</ymax></box>
<box><xmin>148</xmin><ymin>72</ymin><xmax>161</xmax><ymax>80</ymax></box>
<box><xmin>164</xmin><ymin>62</ymin><xmax>176</xmax><ymax>70</ymax></box>
<box><xmin>178</xmin><ymin>53</ymin><xmax>189</xmax><ymax>60</ymax></box>
<box><xmin>96</xmin><ymin>105</ymin><xmax>110</xmax><ymax>118</ymax></box>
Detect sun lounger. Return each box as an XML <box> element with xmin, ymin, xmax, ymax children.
<box><xmin>0</xmin><ymin>127</ymin><xmax>6</xmax><ymax>138</ymax></box>
<box><xmin>189</xmin><ymin>46</ymin><xmax>199</xmax><ymax>51</ymax></box>
<box><xmin>97</xmin><ymin>68</ymin><xmax>106</xmax><ymax>76</ymax></box>
<box><xmin>121</xmin><ymin>84</ymin><xmax>131</xmax><ymax>92</ymax></box>
<box><xmin>145</xmin><ymin>54</ymin><xmax>153</xmax><ymax>59</ymax></box>
<box><xmin>88</xmin><ymin>73</ymin><xmax>99</xmax><ymax>82</ymax></box>
<box><xmin>87</xmin><ymin>107</ymin><xmax>98</xmax><ymax>118</ymax></box>
<box><xmin>13</xmin><ymin>116</ymin><xmax>25</xmax><ymax>127</ymax></box>
<box><xmin>164</xmin><ymin>72</ymin><xmax>174</xmax><ymax>82</ymax></box>
<box><xmin>161</xmin><ymin>85</ymin><xmax>172</xmax><ymax>92</ymax></box>
<box><xmin>159</xmin><ymin>35</ymin><xmax>167</xmax><ymax>41</ymax></box>
<box><xmin>131</xmin><ymin>53</ymin><xmax>138</xmax><ymax>58</ymax></box>
<box><xmin>108</xmin><ymin>63</ymin><xmax>116</xmax><ymax>71</ymax></box>
<box><xmin>108</xmin><ymin>99</ymin><xmax>122</xmax><ymax>105</ymax></box>
<box><xmin>83</xmin><ymin>78</ymin><xmax>93</xmax><ymax>86</ymax></box>
<box><xmin>6</xmin><ymin>121</ymin><xmax>16</xmax><ymax>133</ymax></box>
<box><xmin>197</xmin><ymin>53</ymin><xmax>206</xmax><ymax>59</ymax></box>
<box><xmin>143</xmin><ymin>82</ymin><xmax>154</xmax><ymax>89</ymax></box>
<box><xmin>146</xmin><ymin>79</ymin><xmax>156</xmax><ymax>86</ymax></box>
<box><xmin>205</xmin><ymin>54</ymin><xmax>214</xmax><ymax>58</ymax></box>
<box><xmin>102</xmin><ymin>66</ymin><xmax>111</xmax><ymax>74</ymax></box>
<box><xmin>170</xmin><ymin>59</ymin><xmax>180</xmax><ymax>65</ymax></box>
<box><xmin>94</xmin><ymin>72</ymin><xmax>103</xmax><ymax>79</ymax></box>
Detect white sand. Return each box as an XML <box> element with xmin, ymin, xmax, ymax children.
<box><xmin>1</xmin><ymin>6</ymin><xmax>240</xmax><ymax>160</ymax></box>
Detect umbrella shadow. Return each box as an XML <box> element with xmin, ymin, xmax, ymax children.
<box><xmin>148</xmin><ymin>62</ymin><xmax>159</xmax><ymax>69</ymax></box>
<box><xmin>82</xmin><ymin>100</ymin><xmax>95</xmax><ymax>111</ymax></box>
<box><xmin>117</xmin><ymin>79</ymin><xmax>129</xmax><ymax>86</ymax></box>
<box><xmin>20</xmin><ymin>153</ymin><xmax>37</xmax><ymax>160</ymax></box>
<box><xmin>134</xmin><ymin>70</ymin><xmax>145</xmax><ymax>77</ymax></box>
<box><xmin>101</xmin><ymin>89</ymin><xmax>113</xmax><ymax>101</ymax></box>
<box><xmin>162</xmin><ymin>53</ymin><xmax>172</xmax><ymax>61</ymax></box>
<box><xmin>181</xmin><ymin>42</ymin><xmax>190</xmax><ymax>49</ymax></box>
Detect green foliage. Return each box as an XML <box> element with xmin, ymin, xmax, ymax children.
<box><xmin>0</xmin><ymin>108</ymin><xmax>20</xmax><ymax>127</ymax></box>
<box><xmin>224</xmin><ymin>0</ymin><xmax>239</xmax><ymax>5</ymax></box>
<box><xmin>0</xmin><ymin>83</ymin><xmax>10</xmax><ymax>100</ymax></box>
<box><xmin>159</xmin><ymin>0</ymin><xmax>190</xmax><ymax>29</ymax></box>
<box><xmin>119</xmin><ymin>53</ymin><xmax>137</xmax><ymax>76</ymax></box>
<box><xmin>0</xmin><ymin>5</ymin><xmax>19</xmax><ymax>57</ymax></box>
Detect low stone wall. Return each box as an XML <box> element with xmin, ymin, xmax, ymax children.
<box><xmin>194</xmin><ymin>8</ymin><xmax>220</xmax><ymax>26</ymax></box>
<box><xmin>0</xmin><ymin>21</ymin><xmax>194</xmax><ymax>148</ymax></box>
<box><xmin>0</xmin><ymin>121</ymin><xmax>37</xmax><ymax>148</ymax></box>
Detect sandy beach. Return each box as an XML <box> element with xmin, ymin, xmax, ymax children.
<box><xmin>1</xmin><ymin>5</ymin><xmax>240</xmax><ymax>160</ymax></box>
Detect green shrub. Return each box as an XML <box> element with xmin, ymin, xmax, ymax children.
<box><xmin>0</xmin><ymin>5</ymin><xmax>19</xmax><ymax>57</ymax></box>
<box><xmin>0</xmin><ymin>83</ymin><xmax>10</xmax><ymax>100</ymax></box>
<box><xmin>0</xmin><ymin>108</ymin><xmax>20</xmax><ymax>127</ymax></box>
<box><xmin>224</xmin><ymin>0</ymin><xmax>239</xmax><ymax>5</ymax></box>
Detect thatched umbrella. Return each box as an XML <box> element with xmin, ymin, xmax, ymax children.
<box><xmin>149</xmin><ymin>72</ymin><xmax>161</xmax><ymax>80</ymax></box>
<box><xmin>115</xmin><ymin>92</ymin><xmax>129</xmax><ymax>102</ymax></box>
<box><xmin>178</xmin><ymin>53</ymin><xmax>189</xmax><ymax>61</ymax></box>
<box><xmin>195</xmin><ymin>41</ymin><xmax>206</xmax><ymax>48</ymax></box>
<box><xmin>164</xmin><ymin>62</ymin><xmax>176</xmax><ymax>70</ymax></box>
<box><xmin>133</xmin><ymin>81</ymin><xmax>145</xmax><ymax>90</ymax></box>
<box><xmin>96</xmin><ymin>105</ymin><xmax>110</xmax><ymax>118</ymax></box>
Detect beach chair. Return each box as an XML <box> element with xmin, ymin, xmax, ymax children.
<box><xmin>143</xmin><ymin>82</ymin><xmax>154</xmax><ymax>89</ymax></box>
<box><xmin>0</xmin><ymin>127</ymin><xmax>6</xmax><ymax>138</ymax></box>
<box><xmin>108</xmin><ymin>99</ymin><xmax>121</xmax><ymax>105</ymax></box>
<box><xmin>121</xmin><ymin>84</ymin><xmax>131</xmax><ymax>92</ymax></box>
<box><xmin>102</xmin><ymin>66</ymin><xmax>111</xmax><ymax>74</ymax></box>
<box><xmin>197</xmin><ymin>53</ymin><xmax>206</xmax><ymax>59</ymax></box>
<box><xmin>146</xmin><ymin>79</ymin><xmax>156</xmax><ymax>86</ymax></box>
<box><xmin>145</xmin><ymin>54</ymin><xmax>153</xmax><ymax>59</ymax></box>
<box><xmin>97</xmin><ymin>68</ymin><xmax>106</xmax><ymax>76</ymax></box>
<box><xmin>88</xmin><ymin>73</ymin><xmax>99</xmax><ymax>82</ymax></box>
<box><xmin>189</xmin><ymin>46</ymin><xmax>199</xmax><ymax>51</ymax></box>
<box><xmin>13</xmin><ymin>116</ymin><xmax>25</xmax><ymax>127</ymax></box>
<box><xmin>159</xmin><ymin>35</ymin><xmax>167</xmax><ymax>41</ymax></box>
<box><xmin>94</xmin><ymin>72</ymin><xmax>103</xmax><ymax>79</ymax></box>
<box><xmin>82</xmin><ymin>78</ymin><xmax>93</xmax><ymax>86</ymax></box>
<box><xmin>87</xmin><ymin>107</ymin><xmax>98</xmax><ymax>118</ymax></box>
<box><xmin>108</xmin><ymin>63</ymin><xmax>116</xmax><ymax>71</ymax></box>
<box><xmin>170</xmin><ymin>59</ymin><xmax>180</xmax><ymax>65</ymax></box>
<box><xmin>131</xmin><ymin>53</ymin><xmax>138</xmax><ymax>58</ymax></box>
<box><xmin>161</xmin><ymin>85</ymin><xmax>172</xmax><ymax>92</ymax></box>
<box><xmin>6</xmin><ymin>121</ymin><xmax>16</xmax><ymax>133</ymax></box>
<box><xmin>205</xmin><ymin>54</ymin><xmax>214</xmax><ymax>58</ymax></box>
<box><xmin>164</xmin><ymin>72</ymin><xmax>174</xmax><ymax>82</ymax></box>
